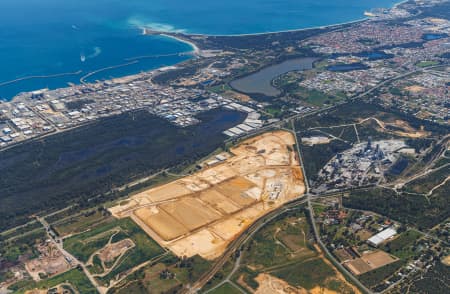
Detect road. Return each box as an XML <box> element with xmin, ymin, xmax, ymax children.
<box><xmin>203</xmin><ymin>254</ymin><xmax>245</xmax><ymax>294</ymax></box>
<box><xmin>291</xmin><ymin>120</ymin><xmax>310</xmax><ymax>192</ymax></box>
<box><xmin>36</xmin><ymin>217</ymin><xmax>106</xmax><ymax>294</ymax></box>
<box><xmin>306</xmin><ymin>196</ymin><xmax>374</xmax><ymax>294</ymax></box>
<box><xmin>192</xmin><ymin>126</ymin><xmax>376</xmax><ymax>294</ymax></box>
<box><xmin>3</xmin><ymin>62</ymin><xmax>447</xmax><ymax>292</ymax></box>
<box><xmin>186</xmin><ymin>197</ymin><xmax>309</xmax><ymax>293</ymax></box>
<box><xmin>222</xmin><ymin>65</ymin><xmax>434</xmax><ymax>148</ymax></box>
<box><xmin>293</xmin><ymin>127</ymin><xmax>373</xmax><ymax>294</ymax></box>
<box><xmin>186</xmin><ymin>189</ymin><xmax>367</xmax><ymax>293</ymax></box>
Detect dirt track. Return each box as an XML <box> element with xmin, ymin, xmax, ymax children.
<box><xmin>110</xmin><ymin>131</ymin><xmax>306</xmax><ymax>259</ymax></box>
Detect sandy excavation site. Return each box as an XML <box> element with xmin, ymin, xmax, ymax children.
<box><xmin>110</xmin><ymin>131</ymin><xmax>305</xmax><ymax>259</ymax></box>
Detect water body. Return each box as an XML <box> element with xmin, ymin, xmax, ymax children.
<box><xmin>0</xmin><ymin>0</ymin><xmax>399</xmax><ymax>100</ymax></box>
<box><xmin>230</xmin><ymin>57</ymin><xmax>318</xmax><ymax>96</ymax></box>
<box><xmin>423</xmin><ymin>33</ymin><xmax>448</xmax><ymax>40</ymax></box>
<box><xmin>327</xmin><ymin>63</ymin><xmax>369</xmax><ymax>72</ymax></box>
<box><xmin>357</xmin><ymin>51</ymin><xmax>394</xmax><ymax>60</ymax></box>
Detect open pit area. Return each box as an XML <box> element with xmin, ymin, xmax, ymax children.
<box><xmin>24</xmin><ymin>243</ymin><xmax>71</xmax><ymax>282</ymax></box>
<box><xmin>110</xmin><ymin>131</ymin><xmax>305</xmax><ymax>259</ymax></box>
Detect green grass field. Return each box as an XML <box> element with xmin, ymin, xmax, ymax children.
<box><xmin>383</xmin><ymin>230</ymin><xmax>422</xmax><ymax>260</ymax></box>
<box><xmin>63</xmin><ymin>217</ymin><xmax>164</xmax><ymax>287</ymax></box>
<box><xmin>358</xmin><ymin>260</ymin><xmax>404</xmax><ymax>288</ymax></box>
<box><xmin>88</xmin><ymin>255</ymin><xmax>105</xmax><ymax>275</ymax></box>
<box><xmin>53</xmin><ymin>210</ymin><xmax>112</xmax><ymax>237</ymax></box>
<box><xmin>209</xmin><ymin>282</ymin><xmax>242</xmax><ymax>294</ymax></box>
<box><xmin>64</xmin><ymin>220</ymin><xmax>121</xmax><ymax>263</ymax></box>
<box><xmin>242</xmin><ymin>212</ymin><xmax>315</xmax><ymax>270</ymax></box>
<box><xmin>230</xmin><ymin>208</ymin><xmax>355</xmax><ymax>293</ymax></box>
<box><xmin>0</xmin><ymin>228</ymin><xmax>46</xmax><ymax>263</ymax></box>
<box><xmin>108</xmin><ymin>254</ymin><xmax>212</xmax><ymax>293</ymax></box>
<box><xmin>416</xmin><ymin>60</ymin><xmax>439</xmax><ymax>68</ymax></box>
<box><xmin>112</xmin><ymin>281</ymin><xmax>148</xmax><ymax>294</ymax></box>
<box><xmin>294</xmin><ymin>87</ymin><xmax>343</xmax><ymax>107</ymax></box>
<box><xmin>271</xmin><ymin>257</ymin><xmax>336</xmax><ymax>290</ymax></box>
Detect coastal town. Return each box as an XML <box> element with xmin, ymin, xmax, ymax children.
<box><xmin>0</xmin><ymin>70</ymin><xmax>263</xmax><ymax>148</ymax></box>
<box><xmin>0</xmin><ymin>0</ymin><xmax>449</xmax><ymax>294</ymax></box>
<box><xmin>0</xmin><ymin>0</ymin><xmax>449</xmax><ymax>149</ymax></box>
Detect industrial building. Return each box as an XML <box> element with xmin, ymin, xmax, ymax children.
<box><xmin>367</xmin><ymin>227</ymin><xmax>397</xmax><ymax>247</ymax></box>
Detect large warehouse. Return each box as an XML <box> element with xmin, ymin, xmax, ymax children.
<box><xmin>367</xmin><ymin>228</ymin><xmax>397</xmax><ymax>247</ymax></box>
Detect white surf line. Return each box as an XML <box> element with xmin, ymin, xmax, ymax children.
<box><xmin>140</xmin><ymin>0</ymin><xmax>405</xmax><ymax>40</ymax></box>
<box><xmin>159</xmin><ymin>33</ymin><xmax>201</xmax><ymax>55</ymax></box>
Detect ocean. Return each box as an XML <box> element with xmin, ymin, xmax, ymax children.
<box><xmin>0</xmin><ymin>0</ymin><xmax>399</xmax><ymax>100</ymax></box>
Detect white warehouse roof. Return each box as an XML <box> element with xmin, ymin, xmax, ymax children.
<box><xmin>368</xmin><ymin>228</ymin><xmax>397</xmax><ymax>246</ymax></box>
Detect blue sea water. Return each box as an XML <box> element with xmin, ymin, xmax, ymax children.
<box><xmin>0</xmin><ymin>0</ymin><xmax>399</xmax><ymax>100</ymax></box>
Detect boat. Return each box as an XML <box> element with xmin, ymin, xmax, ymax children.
<box><xmin>364</xmin><ymin>11</ymin><xmax>376</xmax><ymax>17</ymax></box>
<box><xmin>80</xmin><ymin>54</ymin><xmax>86</xmax><ymax>62</ymax></box>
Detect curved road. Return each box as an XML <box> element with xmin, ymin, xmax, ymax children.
<box><xmin>186</xmin><ymin>197</ymin><xmax>309</xmax><ymax>293</ymax></box>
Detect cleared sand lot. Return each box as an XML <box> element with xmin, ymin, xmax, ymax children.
<box><xmin>255</xmin><ymin>273</ymin><xmax>303</xmax><ymax>294</ymax></box>
<box><xmin>344</xmin><ymin>250</ymin><xmax>399</xmax><ymax>275</ymax></box>
<box><xmin>110</xmin><ymin>131</ymin><xmax>305</xmax><ymax>259</ymax></box>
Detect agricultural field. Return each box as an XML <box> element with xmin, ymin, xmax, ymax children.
<box><xmin>1</xmin><ymin>229</ymin><xmax>46</xmax><ymax>263</ymax></box>
<box><xmin>230</xmin><ymin>208</ymin><xmax>358</xmax><ymax>294</ymax></box>
<box><xmin>109</xmin><ymin>131</ymin><xmax>306</xmax><ymax>260</ymax></box>
<box><xmin>0</xmin><ymin>221</ymin><xmax>42</xmax><ymax>242</ymax></box>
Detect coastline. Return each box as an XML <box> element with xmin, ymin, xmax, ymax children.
<box><xmin>1</xmin><ymin>0</ymin><xmax>409</xmax><ymax>102</ymax></box>
<box><xmin>394</xmin><ymin>0</ymin><xmax>410</xmax><ymax>9</ymax></box>
<box><xmin>141</xmin><ymin>0</ymin><xmax>407</xmax><ymax>38</ymax></box>
<box><xmin>170</xmin><ymin>17</ymin><xmax>368</xmax><ymax>38</ymax></box>
<box><xmin>159</xmin><ymin>33</ymin><xmax>201</xmax><ymax>55</ymax></box>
